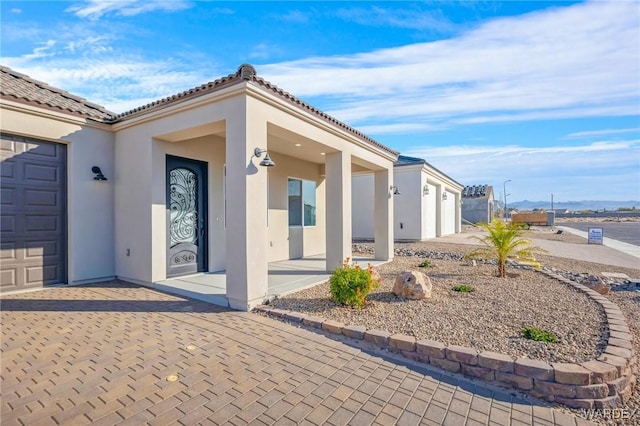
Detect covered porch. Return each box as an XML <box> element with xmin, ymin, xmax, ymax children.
<box><xmin>114</xmin><ymin>65</ymin><xmax>398</xmax><ymax>311</ymax></box>
<box><xmin>155</xmin><ymin>255</ymin><xmax>389</xmax><ymax>308</ymax></box>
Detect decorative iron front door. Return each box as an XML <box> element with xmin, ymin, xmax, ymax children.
<box><xmin>166</xmin><ymin>156</ymin><xmax>208</xmax><ymax>277</ymax></box>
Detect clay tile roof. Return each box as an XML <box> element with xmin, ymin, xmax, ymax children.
<box><xmin>0</xmin><ymin>65</ymin><xmax>115</xmax><ymax>121</ymax></box>
<box><xmin>114</xmin><ymin>64</ymin><xmax>399</xmax><ymax>157</ymax></box>
<box><xmin>111</xmin><ymin>66</ymin><xmax>245</xmax><ymax>121</ymax></box>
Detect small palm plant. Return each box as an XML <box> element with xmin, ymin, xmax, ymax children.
<box><xmin>466</xmin><ymin>218</ymin><xmax>545</xmax><ymax>278</ymax></box>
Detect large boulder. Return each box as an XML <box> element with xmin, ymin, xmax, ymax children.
<box><xmin>393</xmin><ymin>271</ymin><xmax>432</xmax><ymax>299</ymax></box>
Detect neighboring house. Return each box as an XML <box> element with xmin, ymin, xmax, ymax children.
<box><xmin>352</xmin><ymin>155</ymin><xmax>463</xmax><ymax>241</ymax></box>
<box><xmin>0</xmin><ymin>64</ymin><xmax>398</xmax><ymax>310</ymax></box>
<box><xmin>461</xmin><ymin>185</ymin><xmax>495</xmax><ymax>224</ymax></box>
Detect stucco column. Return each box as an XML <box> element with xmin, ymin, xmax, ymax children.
<box><xmin>225</xmin><ymin>98</ymin><xmax>269</xmax><ymax>311</ymax></box>
<box><xmin>374</xmin><ymin>168</ymin><xmax>393</xmax><ymax>260</ymax></box>
<box><xmin>325</xmin><ymin>151</ymin><xmax>352</xmax><ymax>271</ymax></box>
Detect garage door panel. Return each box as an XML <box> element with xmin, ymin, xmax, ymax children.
<box><xmin>1</xmin><ymin>214</ymin><xmax>16</xmax><ymax>233</ymax></box>
<box><xmin>25</xmin><ymin>215</ymin><xmax>61</xmax><ymax>233</ymax></box>
<box><xmin>24</xmin><ymin>188</ymin><xmax>59</xmax><ymax>208</ymax></box>
<box><xmin>26</xmin><ymin>264</ymin><xmax>60</xmax><ymax>285</ymax></box>
<box><xmin>0</xmin><ymin>269</ymin><xmax>17</xmax><ymax>289</ymax></box>
<box><xmin>26</xmin><ymin>240</ymin><xmax>60</xmax><ymax>258</ymax></box>
<box><xmin>0</xmin><ymin>138</ymin><xmax>17</xmax><ymax>155</ymax></box>
<box><xmin>0</xmin><ymin>160</ymin><xmax>15</xmax><ymax>178</ymax></box>
<box><xmin>0</xmin><ymin>134</ymin><xmax>66</xmax><ymax>292</ymax></box>
<box><xmin>1</xmin><ymin>186</ymin><xmax>15</xmax><ymax>206</ymax></box>
<box><xmin>1</xmin><ymin>242</ymin><xmax>16</xmax><ymax>260</ymax></box>
<box><xmin>24</xmin><ymin>163</ymin><xmax>61</xmax><ymax>184</ymax></box>
<box><xmin>25</xmin><ymin>141</ymin><xmax>59</xmax><ymax>158</ymax></box>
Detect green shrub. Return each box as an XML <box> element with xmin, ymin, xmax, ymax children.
<box><xmin>452</xmin><ymin>284</ymin><xmax>474</xmax><ymax>293</ymax></box>
<box><xmin>521</xmin><ymin>327</ymin><xmax>558</xmax><ymax>343</ymax></box>
<box><xmin>418</xmin><ymin>260</ymin><xmax>432</xmax><ymax>268</ymax></box>
<box><xmin>329</xmin><ymin>258</ymin><xmax>380</xmax><ymax>309</ymax></box>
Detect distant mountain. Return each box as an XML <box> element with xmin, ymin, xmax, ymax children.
<box><xmin>510</xmin><ymin>200</ymin><xmax>640</xmax><ymax>211</ymax></box>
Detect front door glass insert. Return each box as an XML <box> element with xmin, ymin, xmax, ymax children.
<box><xmin>170</xmin><ymin>168</ymin><xmax>198</xmax><ymax>247</ymax></box>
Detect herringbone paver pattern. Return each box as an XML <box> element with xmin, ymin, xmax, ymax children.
<box><xmin>1</xmin><ymin>281</ymin><xmax>592</xmax><ymax>425</ymax></box>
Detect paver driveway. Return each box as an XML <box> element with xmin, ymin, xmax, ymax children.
<box><xmin>1</xmin><ymin>281</ymin><xmax>593</xmax><ymax>425</ymax></box>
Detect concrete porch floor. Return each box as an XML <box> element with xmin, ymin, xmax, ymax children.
<box><xmin>155</xmin><ymin>254</ymin><xmax>387</xmax><ymax>308</ymax></box>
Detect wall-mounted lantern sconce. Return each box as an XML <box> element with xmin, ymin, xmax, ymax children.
<box><xmin>253</xmin><ymin>147</ymin><xmax>276</xmax><ymax>167</ymax></box>
<box><xmin>442</xmin><ymin>192</ymin><xmax>448</xmax><ymax>201</ymax></box>
<box><xmin>423</xmin><ymin>185</ymin><xmax>429</xmax><ymax>196</ymax></box>
<box><xmin>390</xmin><ymin>185</ymin><xmax>400</xmax><ymax>195</ymax></box>
<box><xmin>92</xmin><ymin>166</ymin><xmax>107</xmax><ymax>181</ymax></box>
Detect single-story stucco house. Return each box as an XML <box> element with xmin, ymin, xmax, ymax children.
<box><xmin>461</xmin><ymin>184</ymin><xmax>495</xmax><ymax>224</ymax></box>
<box><xmin>352</xmin><ymin>155</ymin><xmax>463</xmax><ymax>241</ymax></box>
<box><xmin>0</xmin><ymin>64</ymin><xmax>399</xmax><ymax>310</ymax></box>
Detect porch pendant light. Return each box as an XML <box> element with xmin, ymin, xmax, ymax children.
<box><xmin>259</xmin><ymin>152</ymin><xmax>275</xmax><ymax>167</ymax></box>
<box><xmin>254</xmin><ymin>147</ymin><xmax>276</xmax><ymax>167</ymax></box>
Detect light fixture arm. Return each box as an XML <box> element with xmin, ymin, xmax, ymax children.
<box><xmin>253</xmin><ymin>147</ymin><xmax>276</xmax><ymax>167</ymax></box>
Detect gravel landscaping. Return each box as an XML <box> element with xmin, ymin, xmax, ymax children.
<box><xmin>267</xmin><ymin>248</ymin><xmax>607</xmax><ymax>364</ymax></box>
<box><xmin>263</xmin><ymin>228</ymin><xmax>640</xmax><ymax>424</ymax></box>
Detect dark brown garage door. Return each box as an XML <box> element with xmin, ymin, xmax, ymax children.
<box><xmin>1</xmin><ymin>134</ymin><xmax>66</xmax><ymax>292</ymax></box>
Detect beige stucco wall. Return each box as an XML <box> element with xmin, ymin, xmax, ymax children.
<box><xmin>0</xmin><ymin>104</ymin><xmax>116</xmax><ymax>284</ymax></box>
<box><xmin>113</xmin><ymin>94</ymin><xmax>242</xmax><ymax>284</ymax></box>
<box><xmin>266</xmin><ymin>151</ymin><xmax>325</xmax><ymax>262</ymax></box>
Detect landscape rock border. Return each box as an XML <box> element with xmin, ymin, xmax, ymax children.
<box><xmin>254</xmin><ymin>269</ymin><xmax>636</xmax><ymax>410</ymax></box>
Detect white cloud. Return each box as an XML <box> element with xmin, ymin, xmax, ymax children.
<box><xmin>406</xmin><ymin>140</ymin><xmax>640</xmax><ymax>200</ymax></box>
<box><xmin>279</xmin><ymin>10</ymin><xmax>310</xmax><ymax>24</ymax></box>
<box><xmin>260</xmin><ymin>1</ymin><xmax>639</xmax><ymax>131</ymax></box>
<box><xmin>65</xmin><ymin>35</ymin><xmax>113</xmax><ymax>54</ymax></box>
<box><xmin>334</xmin><ymin>6</ymin><xmax>454</xmax><ymax>32</ymax></box>
<box><xmin>357</xmin><ymin>123</ymin><xmax>443</xmax><ymax>135</ymax></box>
<box><xmin>67</xmin><ymin>0</ymin><xmax>191</xmax><ymax>20</ymax></box>
<box><xmin>11</xmin><ymin>8</ymin><xmax>21</xmax><ymax>14</ymax></box>
<box><xmin>565</xmin><ymin>128</ymin><xmax>640</xmax><ymax>139</ymax></box>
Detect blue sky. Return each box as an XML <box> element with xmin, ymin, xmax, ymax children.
<box><xmin>2</xmin><ymin>1</ymin><xmax>639</xmax><ymax>203</ymax></box>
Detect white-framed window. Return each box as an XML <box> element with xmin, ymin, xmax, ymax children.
<box><xmin>288</xmin><ymin>178</ymin><xmax>316</xmax><ymax>226</ymax></box>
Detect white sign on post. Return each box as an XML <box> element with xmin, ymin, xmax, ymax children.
<box><xmin>588</xmin><ymin>227</ymin><xmax>604</xmax><ymax>245</ymax></box>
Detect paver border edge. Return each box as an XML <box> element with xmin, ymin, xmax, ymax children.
<box><xmin>254</xmin><ymin>269</ymin><xmax>637</xmax><ymax>410</ymax></box>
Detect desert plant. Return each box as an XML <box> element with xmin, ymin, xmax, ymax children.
<box><xmin>418</xmin><ymin>260</ymin><xmax>432</xmax><ymax>268</ymax></box>
<box><xmin>329</xmin><ymin>258</ymin><xmax>380</xmax><ymax>309</ymax></box>
<box><xmin>452</xmin><ymin>284</ymin><xmax>474</xmax><ymax>293</ymax></box>
<box><xmin>521</xmin><ymin>327</ymin><xmax>558</xmax><ymax>343</ymax></box>
<box><xmin>465</xmin><ymin>218</ymin><xmax>545</xmax><ymax>278</ymax></box>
